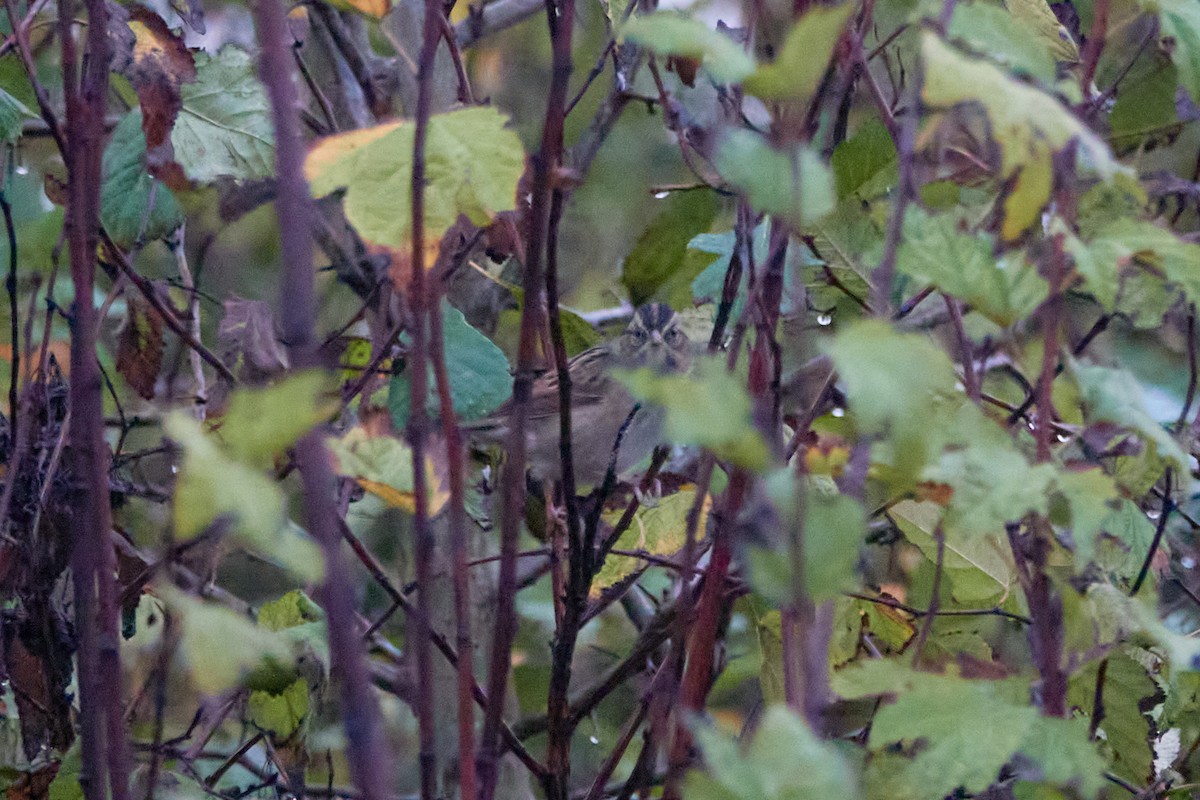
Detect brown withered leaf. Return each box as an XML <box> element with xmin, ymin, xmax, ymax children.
<box><xmin>666</xmin><ymin>54</ymin><xmax>700</xmax><ymax>87</ymax></box>
<box><xmin>5</xmin><ymin>761</ymin><xmax>60</xmax><ymax>800</ymax></box>
<box><xmin>218</xmin><ymin>298</ymin><xmax>289</xmax><ymax>381</ymax></box>
<box><xmin>116</xmin><ymin>293</ymin><xmax>165</xmax><ymax>399</ymax></box>
<box><xmin>115</xmin><ymin>5</ymin><xmax>196</xmax><ymax>190</ymax></box>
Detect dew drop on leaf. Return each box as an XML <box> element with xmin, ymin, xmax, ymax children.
<box><xmin>817</xmin><ymin>312</ymin><xmax>833</xmax><ymax>326</ymax></box>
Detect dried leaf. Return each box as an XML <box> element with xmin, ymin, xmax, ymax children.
<box><xmin>116</xmin><ymin>294</ymin><xmax>164</xmax><ymax>400</ymax></box>
<box><xmin>114</xmin><ymin>5</ymin><xmax>196</xmax><ymax>190</ymax></box>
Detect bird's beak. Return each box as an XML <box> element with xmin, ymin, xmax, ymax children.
<box><xmin>651</xmin><ymin>330</ymin><xmax>665</xmax><ymax>345</ymax></box>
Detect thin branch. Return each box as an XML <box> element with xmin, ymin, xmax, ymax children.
<box><xmin>407</xmin><ymin>0</ymin><xmax>444</xmax><ymax>789</ymax></box>
<box><xmin>844</xmin><ymin>592</ymin><xmax>1031</xmax><ymax>625</ymax></box>
<box><xmin>250</xmin><ymin>0</ymin><xmax>391</xmax><ymax>795</ymax></box>
<box><xmin>909</xmin><ymin>522</ymin><xmax>944</xmax><ymax>666</ymax></box>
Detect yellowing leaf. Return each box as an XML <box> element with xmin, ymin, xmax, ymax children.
<box><xmin>306</xmin><ymin>107</ymin><xmax>524</xmax><ymax>254</ymax></box>
<box><xmin>324</xmin><ymin>0</ymin><xmax>391</xmax><ymax>18</ymax></box>
<box><xmin>155</xmin><ymin>585</ymin><xmax>296</xmax><ymax>695</ymax></box>
<box><xmin>1004</xmin><ymin>0</ymin><xmax>1079</xmax><ymax>63</ymax></box>
<box><xmin>743</xmin><ymin>4</ymin><xmax>855</xmax><ymax>102</ymax></box>
<box><xmin>621</xmin><ymin>14</ymin><xmax>756</xmax><ymax>84</ymax></box>
<box><xmin>920</xmin><ymin>33</ymin><xmax>1124</xmax><ymax>239</ymax></box>
<box><xmin>166</xmin><ymin>412</ymin><xmax>324</xmax><ymax>582</ymax></box>
<box><xmin>592</xmin><ymin>488</ymin><xmax>710</xmax><ymax>596</ymax></box>
<box><xmin>326</xmin><ymin>426</ymin><xmax>449</xmax><ymax>515</ymax></box>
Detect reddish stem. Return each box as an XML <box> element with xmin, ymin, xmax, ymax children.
<box><xmin>250</xmin><ymin>0</ymin><xmax>391</xmax><ymax>795</ymax></box>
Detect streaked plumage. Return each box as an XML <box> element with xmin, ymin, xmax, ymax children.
<box><xmin>468</xmin><ymin>303</ymin><xmax>691</xmax><ymax>486</ymax></box>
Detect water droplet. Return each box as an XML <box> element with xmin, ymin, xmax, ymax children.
<box><xmin>1148</xmin><ymin>509</ymin><xmax>1161</xmax><ymax>520</ymax></box>
<box><xmin>816</xmin><ymin>312</ymin><xmax>833</xmax><ymax>326</ymax></box>
<box><xmin>831</xmin><ymin>407</ymin><xmax>845</xmax><ymax>418</ymax></box>
<box><xmin>654</xmin><ymin>190</ymin><xmax>670</xmax><ymax>199</ymax></box>
<box><xmin>954</xmin><ymin>381</ymin><xmax>965</xmax><ymax>392</ymax></box>
<box><xmin>170</xmin><ymin>464</ymin><xmax>178</xmax><ymax>475</ymax></box>
<box><xmin>589</xmin><ymin>735</ymin><xmax>600</xmax><ymax>745</ymax></box>
<box><xmin>1056</xmin><ymin>433</ymin><xmax>1070</xmax><ymax>443</ymax></box>
<box><xmin>14</xmin><ymin>164</ymin><xmax>28</xmax><ymax>176</ymax></box>
<box><xmin>1183</xmin><ymin>556</ymin><xmax>1196</xmax><ymax>569</ymax></box>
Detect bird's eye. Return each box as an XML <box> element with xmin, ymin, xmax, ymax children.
<box><xmin>666</xmin><ymin>328</ymin><xmax>682</xmax><ymax>343</ymax></box>
<box><xmin>631</xmin><ymin>329</ymin><xmax>647</xmax><ymax>343</ymax></box>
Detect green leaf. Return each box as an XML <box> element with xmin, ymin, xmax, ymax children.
<box><xmin>835</xmin><ymin>660</ymin><xmax>1036</xmax><ymax>798</ymax></box>
<box><xmin>923</xmin><ymin>404</ymin><xmax>1057</xmax><ymax>538</ymax></box>
<box><xmin>248</xmin><ymin>678</ymin><xmax>309</xmax><ymax>740</ymax></box>
<box><xmin>897</xmin><ymin>206</ymin><xmax>1047</xmax><ymax>326</ymax></box>
<box><xmin>1093</xmin><ymin>498</ymin><xmax>1157</xmax><ymax>582</ymax></box>
<box><xmin>743</xmin><ymin>4</ymin><xmax>855</xmax><ymax>101</ymax></box>
<box><xmin>1019</xmin><ymin>717</ymin><xmax>1106</xmax><ymax>797</ymax></box>
<box><xmin>217</xmin><ymin>371</ymin><xmax>337</xmax><ymax>467</ymax></box>
<box><xmin>615</xmin><ymin>357</ymin><xmax>771</xmax><ymax>470</ymax></box>
<box><xmin>258</xmin><ymin>590</ymin><xmax>324</xmax><ymax>631</ymax></box>
<box><xmin>686</xmin><ymin>705</ymin><xmax>858</xmax><ymax>800</ymax></box>
<box><xmin>892</xmin><ymin>499</ymin><xmax>1018</xmax><ymax>603</ymax></box>
<box><xmin>47</xmin><ymin>744</ymin><xmax>83</xmax><ymax>800</ymax></box>
<box><xmin>0</xmin><ymin>86</ymin><xmax>32</xmax><ymax>143</ymax></box>
<box><xmin>1158</xmin><ymin>0</ymin><xmax>1200</xmax><ymax>102</ymax></box>
<box><xmin>920</xmin><ymin>33</ymin><xmax>1123</xmax><ymax>239</ymax></box>
<box><xmin>622</xmin><ymin>190</ymin><xmax>718</xmax><ymax>306</ymax></box>
<box><xmin>1068</xmin><ymin>652</ymin><xmax>1158</xmax><ymax>785</ymax></box>
<box><xmin>948</xmin><ymin>1</ymin><xmax>1057</xmax><ymax>82</ymax></box>
<box><xmin>832</xmin><ymin>118</ymin><xmax>897</xmax><ymax>200</ymax></box>
<box><xmin>157</xmin><ymin>585</ymin><xmax>297</xmax><ymax>695</ymax></box>
<box><xmin>689</xmin><ymin>223</ymin><xmax>770</xmax><ymax>321</ymax></box>
<box><xmin>1051</xmin><ymin>467</ymin><xmax>1120</xmax><ymax>569</ymax></box>
<box><xmin>100</xmin><ymin>111</ymin><xmax>185</xmax><ymax>248</ymax></box>
<box><xmin>307</xmin><ymin>106</ymin><xmax>525</xmax><ymax>250</ymax></box>
<box><xmin>166</xmin><ymin>412</ymin><xmax>324</xmax><ymax>582</ymax></box>
<box><xmin>1109</xmin><ymin>52</ymin><xmax>1180</xmax><ymax>152</ymax></box>
<box><xmin>1083</xmin><ymin>219</ymin><xmax>1200</xmax><ymax>311</ymax></box>
<box><xmin>1068</xmin><ymin>358</ymin><xmax>1190</xmax><ymax>486</ymax></box>
<box><xmin>593</xmin><ymin>488</ymin><xmax>706</xmax><ymax>594</ymax></box>
<box><xmin>755</xmin><ymin>610</ymin><xmax>786</xmax><ymax>705</ymax></box>
<box><xmin>389</xmin><ymin>301</ymin><xmax>512</xmax><ymax>428</ymax></box>
<box><xmin>174</xmin><ymin>47</ymin><xmax>274</xmax><ymax>183</ymax></box>
<box><xmin>715</xmin><ymin>130</ymin><xmax>835</xmax><ymax>229</ymax></box>
<box><xmin>757</xmin><ymin>471</ymin><xmax>865</xmax><ymax>602</ymax></box>
<box><xmin>326</xmin><ymin>426</ymin><xmax>450</xmax><ymax>514</ymax></box>
<box><xmin>824</xmin><ymin>320</ymin><xmax>959</xmax><ymax>480</ymax></box>
<box><xmin>621</xmin><ymin>14</ymin><xmax>756</xmax><ymax>84</ymax></box>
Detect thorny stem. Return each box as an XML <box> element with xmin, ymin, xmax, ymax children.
<box><xmin>251</xmin><ymin>0</ymin><xmax>390</xmax><ymax>796</ymax></box>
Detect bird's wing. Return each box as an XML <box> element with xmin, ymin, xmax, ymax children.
<box><xmin>525</xmin><ymin>345</ymin><xmax>612</xmax><ymax>421</ymax></box>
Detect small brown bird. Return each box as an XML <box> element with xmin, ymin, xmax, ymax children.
<box><xmin>467</xmin><ymin>303</ymin><xmax>692</xmax><ymax>487</ymax></box>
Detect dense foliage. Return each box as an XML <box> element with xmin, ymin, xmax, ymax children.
<box><xmin>1</xmin><ymin>0</ymin><xmax>1199</xmax><ymax>797</ymax></box>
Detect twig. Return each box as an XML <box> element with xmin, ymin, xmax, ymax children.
<box><xmin>172</xmin><ymin>227</ymin><xmax>207</xmax><ymax>419</ymax></box>
<box><xmin>407</xmin><ymin>0</ymin><xmax>444</xmax><ymax>790</ymax></box>
<box><xmin>844</xmin><ymin>592</ymin><xmax>1031</xmax><ymax>624</ymax></box>
<box><xmin>456</xmin><ymin>0</ymin><xmax>544</xmax><ymax>48</ymax></box>
<box><xmin>102</xmin><ymin>234</ymin><xmax>237</xmax><ymax>384</ymax></box>
<box><xmin>909</xmin><ymin>522</ymin><xmax>944</xmax><ymax>666</ymax></box>
<box><xmin>1132</xmin><ymin>470</ymin><xmax>1173</xmax><ymax>596</ymax></box>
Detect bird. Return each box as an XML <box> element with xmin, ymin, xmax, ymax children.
<box><xmin>466</xmin><ymin>302</ymin><xmax>692</xmax><ymax>488</ymax></box>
